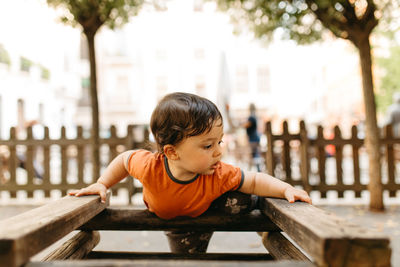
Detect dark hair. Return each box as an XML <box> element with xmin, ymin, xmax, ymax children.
<box><xmin>150</xmin><ymin>92</ymin><xmax>223</xmax><ymax>153</ymax></box>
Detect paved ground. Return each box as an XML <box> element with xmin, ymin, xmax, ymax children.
<box><xmin>1</xmin><ymin>203</ymin><xmax>399</xmax><ymax>265</ymax></box>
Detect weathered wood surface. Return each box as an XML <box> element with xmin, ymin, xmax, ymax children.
<box><xmin>87</xmin><ymin>251</ymin><xmax>273</xmax><ymax>261</ymax></box>
<box><xmin>26</xmin><ymin>259</ymin><xmax>315</xmax><ymax>267</ymax></box>
<box><xmin>0</xmin><ymin>195</ymin><xmax>108</xmax><ymax>267</ymax></box>
<box><xmin>80</xmin><ymin>209</ymin><xmax>280</xmax><ymax>232</ymax></box>
<box><xmin>43</xmin><ymin>231</ymin><xmax>100</xmax><ymax>261</ymax></box>
<box><xmin>260</xmin><ymin>198</ymin><xmax>391</xmax><ymax>267</ymax></box>
<box><xmin>262</xmin><ymin>232</ymin><xmax>310</xmax><ymax>262</ymax></box>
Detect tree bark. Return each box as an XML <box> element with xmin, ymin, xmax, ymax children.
<box><xmin>355</xmin><ymin>37</ymin><xmax>384</xmax><ymax>211</ymax></box>
<box><xmin>85</xmin><ymin>30</ymin><xmax>101</xmax><ymax>179</ymax></box>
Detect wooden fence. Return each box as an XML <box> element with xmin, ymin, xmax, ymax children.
<box><xmin>265</xmin><ymin>120</ymin><xmax>400</xmax><ymax>198</ymax></box>
<box><xmin>1</xmin><ymin>121</ymin><xmax>400</xmax><ymax>202</ymax></box>
<box><xmin>0</xmin><ymin>125</ymin><xmax>149</xmax><ymax>203</ymax></box>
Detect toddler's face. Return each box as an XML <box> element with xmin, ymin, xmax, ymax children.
<box><xmin>174</xmin><ymin>120</ymin><xmax>224</xmax><ymax>177</ymax></box>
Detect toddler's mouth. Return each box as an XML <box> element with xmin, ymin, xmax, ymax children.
<box><xmin>211</xmin><ymin>161</ymin><xmax>220</xmax><ymax>169</ymax></box>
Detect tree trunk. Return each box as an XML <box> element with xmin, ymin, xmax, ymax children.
<box><xmin>356</xmin><ymin>37</ymin><xmax>384</xmax><ymax>211</ymax></box>
<box><xmin>85</xmin><ymin>31</ymin><xmax>101</xmax><ymax>179</ymax></box>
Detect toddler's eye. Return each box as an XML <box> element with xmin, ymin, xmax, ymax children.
<box><xmin>218</xmin><ymin>140</ymin><xmax>224</xmax><ymax>145</ymax></box>
<box><xmin>204</xmin><ymin>144</ymin><xmax>212</xmax><ymax>149</ymax></box>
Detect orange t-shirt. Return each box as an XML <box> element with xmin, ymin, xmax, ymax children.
<box><xmin>127</xmin><ymin>150</ymin><xmax>244</xmax><ymax>219</ymax></box>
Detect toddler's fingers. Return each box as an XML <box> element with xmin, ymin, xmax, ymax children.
<box><xmin>99</xmin><ymin>191</ymin><xmax>107</xmax><ymax>203</ymax></box>
<box><xmin>296</xmin><ymin>194</ymin><xmax>312</xmax><ymax>204</ymax></box>
<box><xmin>68</xmin><ymin>190</ymin><xmax>80</xmax><ymax>196</ymax></box>
<box><xmin>286</xmin><ymin>194</ymin><xmax>295</xmax><ymax>203</ymax></box>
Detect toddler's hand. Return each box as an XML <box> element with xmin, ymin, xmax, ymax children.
<box><xmin>284</xmin><ymin>187</ymin><xmax>312</xmax><ymax>204</ymax></box>
<box><xmin>69</xmin><ymin>182</ymin><xmax>108</xmax><ymax>203</ymax></box>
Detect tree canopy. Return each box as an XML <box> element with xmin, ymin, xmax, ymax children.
<box><xmin>47</xmin><ymin>0</ymin><xmax>145</xmax><ymax>178</ymax></box>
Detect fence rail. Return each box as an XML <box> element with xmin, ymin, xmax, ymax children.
<box><xmin>265</xmin><ymin>120</ymin><xmax>400</xmax><ymax>198</ymax></box>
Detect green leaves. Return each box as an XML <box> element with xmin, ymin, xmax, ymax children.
<box><xmin>47</xmin><ymin>0</ymin><xmax>145</xmax><ymax>33</ymax></box>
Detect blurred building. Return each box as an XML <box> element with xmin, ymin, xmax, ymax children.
<box><xmin>0</xmin><ymin>0</ymin><xmax>81</xmax><ymax>139</ymax></box>
<box><xmin>77</xmin><ymin>0</ymin><xmax>364</xmax><ymax>136</ymax></box>
<box><xmin>0</xmin><ymin>0</ymin><xmax>365</xmax><ymax>139</ymax></box>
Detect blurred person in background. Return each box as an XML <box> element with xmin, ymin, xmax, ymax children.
<box><xmin>243</xmin><ymin>103</ymin><xmax>262</xmax><ymax>172</ymax></box>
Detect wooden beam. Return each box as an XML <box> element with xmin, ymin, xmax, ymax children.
<box><xmin>43</xmin><ymin>231</ymin><xmax>100</xmax><ymax>261</ymax></box>
<box><xmin>260</xmin><ymin>198</ymin><xmax>391</xmax><ymax>266</ymax></box>
<box><xmin>87</xmin><ymin>251</ymin><xmax>273</xmax><ymax>261</ymax></box>
<box><xmin>26</xmin><ymin>259</ymin><xmax>315</xmax><ymax>267</ymax></box>
<box><xmin>261</xmin><ymin>232</ymin><xmax>310</xmax><ymax>261</ymax></box>
<box><xmin>80</xmin><ymin>209</ymin><xmax>280</xmax><ymax>232</ymax></box>
<box><xmin>0</xmin><ymin>195</ymin><xmax>109</xmax><ymax>267</ymax></box>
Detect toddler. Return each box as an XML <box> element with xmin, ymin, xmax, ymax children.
<box><xmin>69</xmin><ymin>92</ymin><xmax>311</xmax><ymax>253</ymax></box>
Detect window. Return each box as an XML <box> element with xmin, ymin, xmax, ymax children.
<box><xmin>20</xmin><ymin>57</ymin><xmax>32</xmax><ymax>72</ymax></box>
<box><xmin>235</xmin><ymin>65</ymin><xmax>249</xmax><ymax>93</ymax></box>
<box><xmin>195</xmin><ymin>75</ymin><xmax>206</xmax><ymax>96</ymax></box>
<box><xmin>78</xmin><ymin>77</ymin><xmax>91</xmax><ymax>107</ymax></box>
<box><xmin>156</xmin><ymin>49</ymin><xmax>167</xmax><ymax>61</ymax></box>
<box><xmin>156</xmin><ymin>76</ymin><xmax>168</xmax><ymax>98</ymax></box>
<box><xmin>0</xmin><ymin>44</ymin><xmax>11</xmax><ymax>66</ymax></box>
<box><xmin>257</xmin><ymin>66</ymin><xmax>270</xmax><ymax>93</ymax></box>
<box><xmin>80</xmin><ymin>35</ymin><xmax>89</xmax><ymax>60</ymax></box>
<box><xmin>115</xmin><ymin>76</ymin><xmax>131</xmax><ymax>105</ymax></box>
<box><xmin>194</xmin><ymin>48</ymin><xmax>205</xmax><ymax>60</ymax></box>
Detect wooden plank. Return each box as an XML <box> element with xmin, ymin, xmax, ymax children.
<box><xmin>87</xmin><ymin>251</ymin><xmax>273</xmax><ymax>261</ymax></box>
<box><xmin>334</xmin><ymin>126</ymin><xmax>344</xmax><ymax>198</ymax></box>
<box><xmin>43</xmin><ymin>231</ymin><xmax>100</xmax><ymax>261</ymax></box>
<box><xmin>260</xmin><ymin>198</ymin><xmax>391</xmax><ymax>267</ymax></box>
<box><xmin>281</xmin><ymin>121</ymin><xmax>292</xmax><ymax>182</ymax></box>
<box><xmin>26</xmin><ymin>127</ymin><xmax>34</xmax><ymax>198</ymax></box>
<box><xmin>299</xmin><ymin>121</ymin><xmax>311</xmax><ymax>193</ymax></box>
<box><xmin>265</xmin><ymin>121</ymin><xmax>275</xmax><ymax>176</ymax></box>
<box><xmin>26</xmin><ymin>259</ymin><xmax>315</xmax><ymax>267</ymax></box>
<box><xmin>351</xmin><ymin>126</ymin><xmax>362</xmax><ymax>198</ymax></box>
<box><xmin>316</xmin><ymin>126</ymin><xmax>326</xmax><ymax>198</ymax></box>
<box><xmin>384</xmin><ymin>125</ymin><xmax>397</xmax><ymax>197</ymax></box>
<box><xmin>261</xmin><ymin>232</ymin><xmax>310</xmax><ymax>262</ymax></box>
<box><xmin>0</xmin><ymin>195</ymin><xmax>109</xmax><ymax>267</ymax></box>
<box><xmin>76</xmin><ymin>126</ymin><xmax>85</xmax><ymax>186</ymax></box>
<box><xmin>60</xmin><ymin>127</ymin><xmax>68</xmax><ymax>197</ymax></box>
<box><xmin>43</xmin><ymin>127</ymin><xmax>51</xmax><ymax>198</ymax></box>
<box><xmin>80</xmin><ymin>209</ymin><xmax>280</xmax><ymax>232</ymax></box>
<box><xmin>9</xmin><ymin>127</ymin><xmax>17</xmax><ymax>198</ymax></box>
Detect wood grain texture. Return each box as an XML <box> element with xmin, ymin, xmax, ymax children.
<box><xmin>25</xmin><ymin>259</ymin><xmax>315</xmax><ymax>267</ymax></box>
<box><xmin>80</xmin><ymin>209</ymin><xmax>280</xmax><ymax>232</ymax></box>
<box><xmin>43</xmin><ymin>231</ymin><xmax>100</xmax><ymax>261</ymax></box>
<box><xmin>87</xmin><ymin>251</ymin><xmax>273</xmax><ymax>261</ymax></box>
<box><xmin>260</xmin><ymin>198</ymin><xmax>391</xmax><ymax>267</ymax></box>
<box><xmin>0</xmin><ymin>195</ymin><xmax>108</xmax><ymax>267</ymax></box>
<box><xmin>262</xmin><ymin>232</ymin><xmax>310</xmax><ymax>262</ymax></box>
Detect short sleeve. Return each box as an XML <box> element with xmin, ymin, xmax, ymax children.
<box><xmin>126</xmin><ymin>149</ymin><xmax>155</xmax><ymax>184</ymax></box>
<box><xmin>215</xmin><ymin>162</ymin><xmax>244</xmax><ymax>193</ymax></box>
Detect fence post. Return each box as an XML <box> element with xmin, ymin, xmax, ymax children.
<box><xmin>43</xmin><ymin>126</ymin><xmax>51</xmax><ymax>197</ymax></box>
<box><xmin>77</xmin><ymin>126</ymin><xmax>85</xmax><ymax>186</ymax></box>
<box><xmin>316</xmin><ymin>125</ymin><xmax>327</xmax><ymax>198</ymax></box>
<box><xmin>281</xmin><ymin>121</ymin><xmax>291</xmax><ymax>181</ymax></box>
<box><xmin>334</xmin><ymin>126</ymin><xmax>344</xmax><ymax>198</ymax></box>
<box><xmin>9</xmin><ymin>127</ymin><xmax>17</xmax><ymax>198</ymax></box>
<box><xmin>384</xmin><ymin>124</ymin><xmax>396</xmax><ymax>197</ymax></box>
<box><xmin>60</xmin><ymin>126</ymin><xmax>68</xmax><ymax>196</ymax></box>
<box><xmin>265</xmin><ymin>121</ymin><xmax>274</xmax><ymax>176</ymax></box>
<box><xmin>299</xmin><ymin>121</ymin><xmax>311</xmax><ymax>193</ymax></box>
<box><xmin>26</xmin><ymin>126</ymin><xmax>34</xmax><ymax>198</ymax></box>
<box><xmin>351</xmin><ymin>125</ymin><xmax>362</xmax><ymax>198</ymax></box>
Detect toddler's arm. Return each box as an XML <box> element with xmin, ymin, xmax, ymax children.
<box><xmin>69</xmin><ymin>150</ymin><xmax>133</xmax><ymax>203</ymax></box>
<box><xmin>239</xmin><ymin>171</ymin><xmax>312</xmax><ymax>204</ymax></box>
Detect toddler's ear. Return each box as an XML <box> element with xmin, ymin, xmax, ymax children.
<box><xmin>164</xmin><ymin>145</ymin><xmax>179</xmax><ymax>160</ymax></box>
